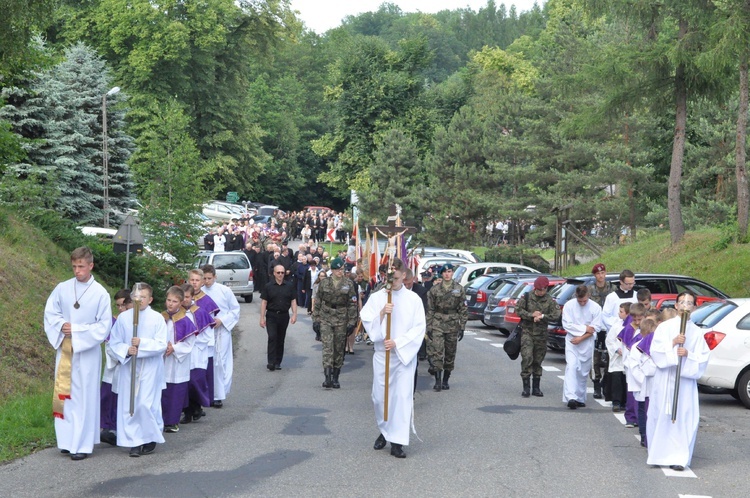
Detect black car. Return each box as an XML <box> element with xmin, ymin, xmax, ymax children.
<box><xmin>482</xmin><ymin>273</ymin><xmax>545</xmax><ymax>333</ymax></box>
<box><xmin>464</xmin><ymin>274</ymin><xmax>513</xmax><ymax>321</ymax></box>
<box><xmin>545</xmin><ymin>273</ymin><xmax>730</xmax><ymax>351</ymax></box>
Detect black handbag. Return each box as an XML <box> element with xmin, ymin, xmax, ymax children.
<box><xmin>504</xmin><ymin>324</ymin><xmax>522</xmax><ymax>360</ymax></box>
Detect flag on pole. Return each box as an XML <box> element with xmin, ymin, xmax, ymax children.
<box><xmin>370</xmin><ymin>230</ymin><xmax>379</xmax><ymax>286</ymax></box>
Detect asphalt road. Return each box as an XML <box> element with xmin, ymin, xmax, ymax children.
<box><xmin>2</xmin><ymin>304</ymin><xmax>749</xmax><ymax>498</ymax></box>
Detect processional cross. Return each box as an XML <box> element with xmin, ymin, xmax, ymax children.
<box><xmin>367</xmin><ymin>204</ymin><xmax>417</xmax><ymax>421</ymax></box>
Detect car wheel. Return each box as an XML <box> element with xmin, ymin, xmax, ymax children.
<box><xmin>737</xmin><ymin>370</ymin><xmax>750</xmax><ymax>409</ymax></box>
<box><xmin>244</xmin><ymin>294</ymin><xmax>253</xmax><ymax>303</ymax></box>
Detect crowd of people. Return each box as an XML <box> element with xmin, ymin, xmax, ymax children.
<box><xmin>517</xmin><ymin>265</ymin><xmax>710</xmax><ymax>472</ymax></box>
<box><xmin>45</xmin><ymin>245</ymin><xmax>708</xmax><ymax>467</ymax></box>
<box><xmin>202</xmin><ymin>208</ymin><xmax>351</xmax><ymax>252</ymax></box>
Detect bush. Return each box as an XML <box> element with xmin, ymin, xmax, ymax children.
<box><xmin>484</xmin><ymin>245</ymin><xmax>551</xmax><ymax>273</ymax></box>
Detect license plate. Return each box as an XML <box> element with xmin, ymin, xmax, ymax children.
<box><xmin>224</xmin><ymin>281</ymin><xmax>238</xmax><ymax>287</ymax></box>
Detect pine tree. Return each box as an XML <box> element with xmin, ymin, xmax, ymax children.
<box><xmin>0</xmin><ymin>42</ymin><xmax>134</xmax><ymax>224</ymax></box>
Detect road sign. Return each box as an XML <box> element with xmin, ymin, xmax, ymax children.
<box><xmin>112</xmin><ymin>214</ymin><xmax>144</xmax><ymax>288</ymax></box>
<box><xmin>226</xmin><ymin>191</ymin><xmax>239</xmax><ymax>203</ymax></box>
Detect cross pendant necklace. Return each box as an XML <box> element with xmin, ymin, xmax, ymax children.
<box><xmin>74</xmin><ymin>280</ymin><xmax>91</xmax><ymax>309</ymax></box>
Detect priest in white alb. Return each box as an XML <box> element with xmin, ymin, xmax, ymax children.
<box><xmin>360</xmin><ymin>258</ymin><xmax>425</xmax><ymax>459</ymax></box>
<box><xmin>44</xmin><ymin>247</ymin><xmax>112</xmax><ymax>461</ymax></box>
<box><xmin>646</xmin><ymin>291</ymin><xmax>710</xmax><ymax>471</ymax></box>
<box><xmin>561</xmin><ymin>284</ymin><xmax>602</xmax><ymax>409</ymax></box>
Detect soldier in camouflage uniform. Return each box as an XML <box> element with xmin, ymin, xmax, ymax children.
<box><xmin>587</xmin><ymin>263</ymin><xmax>614</xmax><ymax>399</ymax></box>
<box><xmin>426</xmin><ymin>264</ymin><xmax>467</xmax><ymax>392</ymax></box>
<box><xmin>517</xmin><ymin>276</ymin><xmax>561</xmax><ymax>397</ymax></box>
<box><xmin>312</xmin><ymin>258</ymin><xmax>358</xmax><ymax>389</ymax></box>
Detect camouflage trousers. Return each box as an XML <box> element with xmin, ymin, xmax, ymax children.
<box><xmin>428</xmin><ymin>330</ymin><xmax>458</xmax><ymax>372</ymax></box>
<box><xmin>590</xmin><ymin>331</ymin><xmax>608</xmax><ymax>382</ymax></box>
<box><xmin>321</xmin><ymin>322</ymin><xmax>347</xmax><ymax>369</ymax></box>
<box><xmin>520</xmin><ymin>331</ymin><xmax>548</xmax><ymax>379</ymax></box>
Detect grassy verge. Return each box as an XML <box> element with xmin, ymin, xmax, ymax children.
<box><xmin>0</xmin><ymin>385</ymin><xmax>55</xmax><ymax>462</ymax></box>
<box><xmin>560</xmin><ymin>229</ymin><xmax>750</xmax><ymax>297</ymax></box>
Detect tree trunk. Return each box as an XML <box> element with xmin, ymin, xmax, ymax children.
<box><xmin>736</xmin><ymin>54</ymin><xmax>749</xmax><ymax>239</ymax></box>
<box><xmin>668</xmin><ymin>19</ymin><xmax>688</xmax><ymax>245</ymax></box>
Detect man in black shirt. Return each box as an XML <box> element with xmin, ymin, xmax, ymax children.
<box><xmin>260</xmin><ymin>264</ymin><xmax>298</xmax><ymax>371</ymax></box>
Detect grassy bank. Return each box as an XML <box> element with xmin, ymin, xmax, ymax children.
<box><xmin>561</xmin><ymin>228</ymin><xmax>750</xmax><ymax>297</ymax></box>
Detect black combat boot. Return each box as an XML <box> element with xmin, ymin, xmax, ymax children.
<box><xmin>332</xmin><ymin>368</ymin><xmax>341</xmax><ymax>389</ymax></box>
<box><xmin>442</xmin><ymin>370</ymin><xmax>451</xmax><ymax>390</ymax></box>
<box><xmin>522</xmin><ymin>378</ymin><xmax>530</xmax><ymax>398</ymax></box>
<box><xmin>532</xmin><ymin>377</ymin><xmax>543</xmax><ymax>397</ymax></box>
<box><xmin>322</xmin><ymin>367</ymin><xmax>333</xmax><ymax>389</ymax></box>
<box><xmin>433</xmin><ymin>371</ymin><xmax>442</xmax><ymax>392</ymax></box>
<box><xmin>593</xmin><ymin>380</ymin><xmax>603</xmax><ymax>399</ymax></box>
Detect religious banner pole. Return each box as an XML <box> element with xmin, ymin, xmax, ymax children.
<box><xmin>129</xmin><ymin>283</ymin><xmax>143</xmax><ymax>417</ymax></box>
<box><xmin>671</xmin><ymin>305</ymin><xmax>691</xmax><ymax>423</ymax></box>
<box><xmin>368</xmin><ymin>204</ymin><xmax>417</xmax><ymax>422</ymax></box>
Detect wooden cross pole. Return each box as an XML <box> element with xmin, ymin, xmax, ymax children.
<box><xmin>367</xmin><ymin>204</ymin><xmax>417</xmax><ymax>421</ymax></box>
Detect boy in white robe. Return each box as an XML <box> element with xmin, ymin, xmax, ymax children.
<box><xmin>44</xmin><ymin>246</ymin><xmax>112</xmax><ymax>461</ymax></box>
<box><xmin>605</xmin><ymin>302</ymin><xmax>632</xmax><ymax>412</ymax></box>
<box><xmin>360</xmin><ymin>258</ymin><xmax>426</xmax><ymax>459</ymax></box>
<box><xmin>109</xmin><ymin>283</ymin><xmax>168</xmax><ymax>457</ymax></box>
<box><xmin>561</xmin><ymin>285</ymin><xmax>602</xmax><ymax>409</ymax></box>
<box><xmin>161</xmin><ymin>286</ymin><xmax>197</xmax><ymax>433</ymax></box>
<box><xmin>201</xmin><ymin>264</ymin><xmax>240</xmax><ymax>407</ymax></box>
<box><xmin>646</xmin><ymin>292</ymin><xmax>710</xmax><ymax>471</ymax></box>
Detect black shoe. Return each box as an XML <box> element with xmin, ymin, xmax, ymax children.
<box><xmin>567</xmin><ymin>399</ymin><xmax>578</xmax><ymax>410</ymax></box>
<box><xmin>267</xmin><ymin>364</ymin><xmax>276</xmax><ymax>371</ymax></box>
<box><xmin>180</xmin><ymin>413</ymin><xmax>192</xmax><ymax>424</ymax></box>
<box><xmin>390</xmin><ymin>443</ymin><xmax>406</xmax><ymax>458</ymax></box>
<box><xmin>332</xmin><ymin>368</ymin><xmax>341</xmax><ymax>389</ymax></box>
<box><xmin>164</xmin><ymin>424</ymin><xmax>179</xmax><ymax>433</ymax></box>
<box><xmin>612</xmin><ymin>403</ymin><xmax>621</xmax><ymax>412</ymax></box>
<box><xmin>373</xmin><ymin>434</ymin><xmax>386</xmax><ymax>450</ymax></box>
<box><xmin>593</xmin><ymin>380</ymin><xmax>603</xmax><ymax>399</ymax></box>
<box><xmin>140</xmin><ymin>442</ymin><xmax>157</xmax><ymax>455</ymax></box>
<box><xmin>522</xmin><ymin>378</ymin><xmax>531</xmax><ymax>398</ymax></box>
<box><xmin>575</xmin><ymin>401</ymin><xmax>586</xmax><ymax>408</ymax></box>
<box><xmin>442</xmin><ymin>371</ymin><xmax>451</xmax><ymax>390</ymax></box>
<box><xmin>70</xmin><ymin>453</ymin><xmax>88</xmax><ymax>461</ymax></box>
<box><xmin>211</xmin><ymin>400</ymin><xmax>223</xmax><ymax>408</ymax></box>
<box><xmin>532</xmin><ymin>378</ymin><xmax>543</xmax><ymax>397</ymax></box>
<box><xmin>129</xmin><ymin>446</ymin><xmax>141</xmax><ymax>458</ymax></box>
<box><xmin>100</xmin><ymin>429</ymin><xmax>117</xmax><ymax>446</ymax></box>
<box><xmin>274</xmin><ymin>364</ymin><xmax>282</xmax><ymax>370</ymax></box>
<box><xmin>433</xmin><ymin>371</ymin><xmax>442</xmax><ymax>392</ymax></box>
<box><xmin>669</xmin><ymin>465</ymin><xmax>685</xmax><ymax>471</ymax></box>
<box><xmin>322</xmin><ymin>367</ymin><xmax>333</xmax><ymax>389</ymax></box>
<box><xmin>60</xmin><ymin>449</ymin><xmax>70</xmax><ymax>455</ymax></box>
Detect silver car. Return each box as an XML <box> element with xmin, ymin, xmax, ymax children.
<box><xmin>192</xmin><ymin>251</ymin><xmax>254</xmax><ymax>303</ymax></box>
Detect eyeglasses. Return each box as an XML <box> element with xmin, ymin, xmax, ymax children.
<box><xmin>274</xmin><ymin>271</ymin><xmax>285</xmax><ymax>274</ymax></box>
<box><xmin>677</xmin><ymin>300</ymin><xmax>695</xmax><ymax>307</ymax></box>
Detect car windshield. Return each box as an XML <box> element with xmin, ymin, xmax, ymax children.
<box><xmin>213</xmin><ymin>254</ymin><xmax>249</xmax><ymax>270</ymax></box>
<box><xmin>693</xmin><ymin>302</ymin><xmax>735</xmax><ymax>328</ymax></box>
<box><xmin>491</xmin><ymin>281</ymin><xmax>516</xmax><ymax>298</ymax></box>
<box><xmin>509</xmin><ymin>283</ymin><xmax>533</xmax><ymax>299</ymax></box>
<box><xmin>467</xmin><ymin>275</ymin><xmax>494</xmax><ymax>289</ymax></box>
<box><xmin>453</xmin><ymin>266</ymin><xmax>466</xmax><ymax>281</ymax></box>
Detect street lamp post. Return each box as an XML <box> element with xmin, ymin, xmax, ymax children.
<box><xmin>102</xmin><ymin>86</ymin><xmax>120</xmax><ymax>228</ymax></box>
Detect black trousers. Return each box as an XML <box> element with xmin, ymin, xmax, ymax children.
<box><xmin>266</xmin><ymin>312</ymin><xmax>290</xmax><ymax>366</ymax></box>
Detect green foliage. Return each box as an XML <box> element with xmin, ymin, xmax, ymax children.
<box><xmin>0</xmin><ymin>389</ymin><xmax>56</xmax><ymax>462</ymax></box>
<box><xmin>484</xmin><ymin>245</ymin><xmax>551</xmax><ymax>273</ymax></box>
<box><xmin>0</xmin><ymin>1</ymin><xmax>57</xmax><ymax>79</ymax></box>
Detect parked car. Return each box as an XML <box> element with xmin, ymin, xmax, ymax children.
<box><xmin>416</xmin><ymin>256</ymin><xmax>471</xmax><ymax>282</ymax></box>
<box><xmin>203</xmin><ymin>201</ymin><xmax>245</xmax><ymax>222</ymax></box>
<box><xmin>464</xmin><ymin>274</ymin><xmax>514</xmax><ymax>321</ymax></box>
<box><xmin>453</xmin><ymin>262</ymin><xmax>539</xmax><ymax>287</ymax></box>
<box><xmin>546</xmin><ymin>273</ymin><xmax>730</xmax><ymax>351</ymax></box>
<box><xmin>650</xmin><ymin>293</ymin><xmax>724</xmax><ymax>310</ymax></box>
<box><xmin>695</xmin><ymin>299</ymin><xmax>750</xmax><ymax>408</ymax></box>
<box><xmin>192</xmin><ymin>251</ymin><xmax>254</xmax><ymax>302</ymax></box>
<box><xmin>420</xmin><ymin>247</ymin><xmax>482</xmax><ymax>263</ymax></box>
<box><xmin>503</xmin><ymin>277</ymin><xmax>566</xmax><ymax>340</ymax></box>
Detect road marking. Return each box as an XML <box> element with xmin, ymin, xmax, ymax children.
<box><xmin>662</xmin><ymin>467</ymin><xmax>697</xmax><ymax>478</ymax></box>
<box><xmin>464</xmin><ymin>331</ymin><xmax>477</xmax><ymax>335</ymax></box>
<box><xmin>595</xmin><ymin>398</ymin><xmax>611</xmax><ymax>407</ymax></box>
<box><xmin>473</xmin><ymin>337</ymin><xmax>491</xmax><ymax>342</ymax></box>
<box><xmin>678</xmin><ymin>495</ymin><xmax>709</xmax><ymax>497</ymax></box>
<box><xmin>557</xmin><ymin>375</ymin><xmax>565</xmax><ymax>381</ymax></box>
<box><xmin>542</xmin><ymin>365</ymin><xmax>561</xmax><ymax>372</ymax></box>
<box><xmin>614</xmin><ymin>413</ymin><xmax>626</xmax><ymax>425</ymax></box>
<box><xmin>490</xmin><ymin>343</ymin><xmax>503</xmax><ymax>348</ymax></box>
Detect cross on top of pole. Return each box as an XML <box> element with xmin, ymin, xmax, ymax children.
<box><xmin>367</xmin><ymin>204</ymin><xmax>417</xmax><ymax>240</ymax></box>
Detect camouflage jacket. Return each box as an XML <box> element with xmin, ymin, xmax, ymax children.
<box><xmin>516</xmin><ymin>291</ymin><xmax>561</xmax><ymax>336</ymax></box>
<box><xmin>426</xmin><ymin>280</ymin><xmax>468</xmax><ymax>332</ymax></box>
<box><xmin>587</xmin><ymin>282</ymin><xmax>615</xmax><ymax>310</ymax></box>
<box><xmin>313</xmin><ymin>276</ymin><xmax>358</xmax><ymax>327</ymax></box>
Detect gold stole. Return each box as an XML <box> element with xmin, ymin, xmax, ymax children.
<box><xmin>52</xmin><ymin>337</ymin><xmax>73</xmax><ymax>419</ymax></box>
